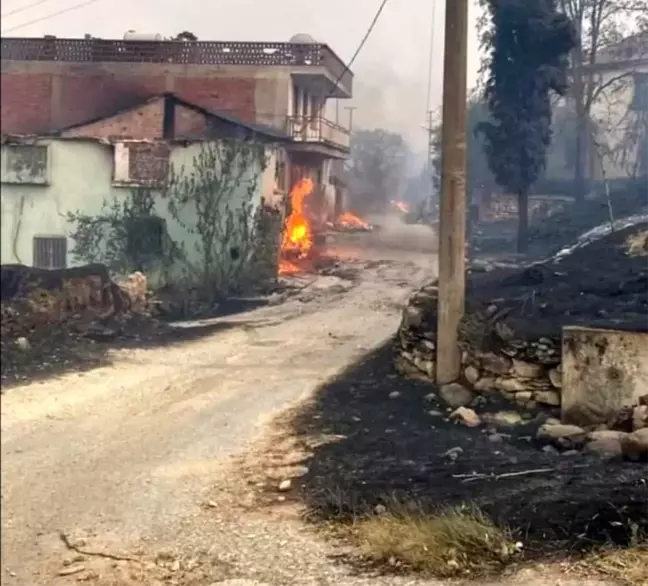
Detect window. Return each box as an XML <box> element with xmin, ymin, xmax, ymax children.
<box><xmin>2</xmin><ymin>144</ymin><xmax>49</xmax><ymax>184</ymax></box>
<box><xmin>33</xmin><ymin>236</ymin><xmax>67</xmax><ymax>269</ymax></box>
<box><xmin>631</xmin><ymin>74</ymin><xmax>648</xmax><ymax>112</ymax></box>
<box><xmin>113</xmin><ymin>141</ymin><xmax>170</xmax><ymax>186</ymax></box>
<box><xmin>125</xmin><ymin>216</ymin><xmax>166</xmax><ymax>265</ymax></box>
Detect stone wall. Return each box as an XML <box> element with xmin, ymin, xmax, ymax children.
<box><xmin>0</xmin><ymin>264</ymin><xmax>143</xmax><ymax>339</ymax></box>
<box><xmin>394</xmin><ymin>283</ymin><xmax>562</xmax><ymax>409</ymax></box>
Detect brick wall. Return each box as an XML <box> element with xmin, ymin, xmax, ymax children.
<box><xmin>0</xmin><ymin>64</ymin><xmax>257</xmax><ymax>135</ymax></box>
<box><xmin>61</xmin><ymin>100</ymin><xmax>165</xmax><ymax>139</ymax></box>
<box><xmin>174</xmin><ymin>104</ymin><xmax>208</xmax><ymax>138</ymax></box>
<box><xmin>0</xmin><ymin>73</ymin><xmax>52</xmax><ymax>134</ymax></box>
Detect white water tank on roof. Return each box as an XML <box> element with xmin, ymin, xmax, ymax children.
<box><xmin>289</xmin><ymin>33</ymin><xmax>317</xmax><ymax>44</ymax></box>
<box><xmin>123</xmin><ymin>31</ymin><xmax>163</xmax><ymax>41</ymax></box>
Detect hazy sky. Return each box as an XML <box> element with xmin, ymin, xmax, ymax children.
<box><xmin>2</xmin><ymin>0</ymin><xmax>483</xmax><ymax>150</ymax></box>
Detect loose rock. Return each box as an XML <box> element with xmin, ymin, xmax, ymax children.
<box><xmin>14</xmin><ymin>336</ymin><xmax>30</xmax><ymax>351</ymax></box>
<box><xmin>277</xmin><ymin>479</ymin><xmax>292</xmax><ymax>492</ymax></box>
<box><xmin>450</xmin><ymin>406</ymin><xmax>481</xmax><ymax>427</ymax></box>
<box><xmin>496</xmin><ymin>377</ymin><xmax>527</xmax><ymax>393</ymax></box>
<box><xmin>537</xmin><ymin>423</ymin><xmax>586</xmax><ymax>447</ymax></box>
<box><xmin>439</xmin><ymin>383</ymin><xmax>474</xmax><ymax>408</ymax></box>
<box><xmin>490</xmin><ymin>411</ymin><xmax>524</xmax><ymax>427</ymax></box>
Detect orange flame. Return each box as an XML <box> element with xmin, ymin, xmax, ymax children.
<box><xmin>279</xmin><ymin>177</ymin><xmax>314</xmax><ymax>275</ymax></box>
<box><xmin>336</xmin><ymin>211</ymin><xmax>371</xmax><ymax>230</ymax></box>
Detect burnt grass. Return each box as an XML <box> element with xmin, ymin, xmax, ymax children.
<box><xmin>284</xmin><ymin>340</ymin><xmax>648</xmax><ymax>560</ymax></box>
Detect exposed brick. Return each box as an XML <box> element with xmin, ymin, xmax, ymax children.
<box><xmin>174</xmin><ymin>104</ymin><xmax>208</xmax><ymax>138</ymax></box>
<box><xmin>62</xmin><ymin>100</ymin><xmax>165</xmax><ymax>139</ymax></box>
<box><xmin>57</xmin><ymin>74</ymin><xmax>167</xmax><ymax>130</ymax></box>
<box><xmin>127</xmin><ymin>142</ymin><xmax>170</xmax><ymax>185</ymax></box>
<box><xmin>1</xmin><ymin>73</ymin><xmax>52</xmax><ymax>134</ymax></box>
<box><xmin>172</xmin><ymin>77</ymin><xmax>256</xmax><ymax>122</ymax></box>
<box><xmin>1</xmin><ymin>64</ymin><xmax>257</xmax><ymax>136</ymax></box>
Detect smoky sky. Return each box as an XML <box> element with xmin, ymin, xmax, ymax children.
<box><xmin>2</xmin><ymin>0</ymin><xmax>483</xmax><ymax>149</ymax></box>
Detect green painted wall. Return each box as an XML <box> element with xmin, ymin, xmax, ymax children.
<box><xmin>1</xmin><ymin>138</ymin><xmax>276</xmax><ymax>287</ymax></box>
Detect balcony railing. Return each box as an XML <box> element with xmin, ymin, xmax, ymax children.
<box><xmin>286</xmin><ymin>116</ymin><xmax>350</xmax><ymax>150</ymax></box>
<box><xmin>0</xmin><ymin>37</ymin><xmax>353</xmax><ymax>93</ymax></box>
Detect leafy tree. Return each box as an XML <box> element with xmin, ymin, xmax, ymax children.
<box><xmin>165</xmin><ymin>139</ymin><xmax>270</xmax><ymax>299</ymax></box>
<box><xmin>66</xmin><ymin>188</ymin><xmax>178</xmax><ymax>275</ymax></box>
<box><xmin>67</xmin><ymin>139</ymin><xmax>274</xmax><ymax>301</ymax></box>
<box><xmin>348</xmin><ymin>129</ymin><xmax>409</xmax><ymax>213</ymax></box>
<box><xmin>477</xmin><ymin>0</ymin><xmax>577</xmax><ymax>252</ymax></box>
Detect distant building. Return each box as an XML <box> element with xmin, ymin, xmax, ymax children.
<box><xmin>545</xmin><ymin>31</ymin><xmax>648</xmax><ymax>185</ymax></box>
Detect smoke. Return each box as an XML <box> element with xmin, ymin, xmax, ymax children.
<box><xmin>341</xmin><ymin>61</ymin><xmax>431</xmax><ymax>151</ymax></box>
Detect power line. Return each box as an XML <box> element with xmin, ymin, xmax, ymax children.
<box><xmin>1</xmin><ymin>0</ymin><xmax>102</xmax><ymax>34</ymax></box>
<box><xmin>315</xmin><ymin>0</ymin><xmax>390</xmax><ymax>117</ymax></box>
<box><xmin>2</xmin><ymin>0</ymin><xmax>56</xmax><ymax>19</ymax></box>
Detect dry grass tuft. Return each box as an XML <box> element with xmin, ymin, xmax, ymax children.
<box><xmin>579</xmin><ymin>544</ymin><xmax>648</xmax><ymax>586</ymax></box>
<box><xmin>626</xmin><ymin>229</ymin><xmax>648</xmax><ymax>257</ymax></box>
<box><xmin>354</xmin><ymin>502</ymin><xmax>519</xmax><ymax>578</ymax></box>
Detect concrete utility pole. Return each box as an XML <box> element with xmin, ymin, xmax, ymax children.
<box><xmin>436</xmin><ymin>0</ymin><xmax>469</xmax><ymax>385</ymax></box>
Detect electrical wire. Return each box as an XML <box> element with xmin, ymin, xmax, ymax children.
<box><xmin>315</xmin><ymin>0</ymin><xmax>390</xmax><ymax>117</ymax></box>
<box><xmin>1</xmin><ymin>0</ymin><xmax>102</xmax><ymax>34</ymax></box>
<box><xmin>2</xmin><ymin>0</ymin><xmax>56</xmax><ymax>19</ymax></box>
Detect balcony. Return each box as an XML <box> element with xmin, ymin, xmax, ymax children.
<box><xmin>0</xmin><ymin>37</ymin><xmax>353</xmax><ymax>97</ymax></box>
<box><xmin>286</xmin><ymin>116</ymin><xmax>350</xmax><ymax>152</ymax></box>
<box><xmin>288</xmin><ymin>116</ymin><xmax>351</xmax><ymax>152</ymax></box>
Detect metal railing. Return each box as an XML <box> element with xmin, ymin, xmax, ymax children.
<box><xmin>286</xmin><ymin>116</ymin><xmax>350</xmax><ymax>150</ymax></box>
<box><xmin>0</xmin><ymin>37</ymin><xmax>353</xmax><ymax>92</ymax></box>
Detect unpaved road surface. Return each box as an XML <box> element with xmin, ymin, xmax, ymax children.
<box><xmin>1</xmin><ymin>244</ymin><xmax>617</xmax><ymax>586</ymax></box>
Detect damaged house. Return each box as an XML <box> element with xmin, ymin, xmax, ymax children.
<box><xmin>0</xmin><ymin>93</ymin><xmax>291</xmax><ymax>288</ymax></box>
<box><xmin>1</xmin><ymin>32</ymin><xmax>354</xmax><ymax>234</ymax></box>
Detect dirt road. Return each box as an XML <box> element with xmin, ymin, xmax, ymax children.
<box><xmin>1</xmin><ymin>242</ymin><xmax>617</xmax><ymax>586</ymax></box>
<box><xmin>1</xmin><ymin>248</ymin><xmax>433</xmax><ymax>583</ymax></box>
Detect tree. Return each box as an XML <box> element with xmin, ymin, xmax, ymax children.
<box><xmin>348</xmin><ymin>129</ymin><xmax>409</xmax><ymax>213</ymax></box>
<box><xmin>477</xmin><ymin>0</ymin><xmax>577</xmax><ymax>253</ymax></box>
<box><xmin>557</xmin><ymin>0</ymin><xmax>648</xmax><ymax>200</ymax></box>
<box><xmin>166</xmin><ymin>139</ymin><xmax>270</xmax><ymax>299</ymax></box>
<box><xmin>67</xmin><ymin>139</ymin><xmax>273</xmax><ymax>301</ymax></box>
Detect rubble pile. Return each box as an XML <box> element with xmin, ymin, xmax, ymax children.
<box><xmin>395</xmin><ymin>222</ymin><xmax>648</xmax><ymax>412</ymax></box>
<box><xmin>533</xmin><ymin>398</ymin><xmax>648</xmax><ymax>459</ymax></box>
<box><xmin>1</xmin><ymin>264</ymin><xmax>147</xmax><ymax>338</ymax></box>
<box><xmin>1</xmin><ymin>264</ymin><xmax>151</xmax><ymax>384</ymax></box>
